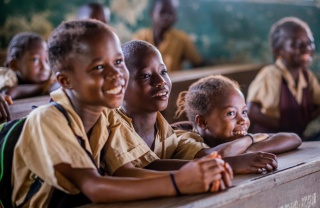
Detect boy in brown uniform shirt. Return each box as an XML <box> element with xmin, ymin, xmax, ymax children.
<box><xmin>11</xmin><ymin>20</ymin><xmax>232</xmax><ymax>207</ymax></box>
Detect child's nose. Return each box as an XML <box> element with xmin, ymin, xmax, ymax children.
<box><xmin>106</xmin><ymin>67</ymin><xmax>124</xmax><ymax>81</ymax></box>
<box><xmin>40</xmin><ymin>60</ymin><xmax>50</xmax><ymax>72</ymax></box>
<box><xmin>153</xmin><ymin>74</ymin><xmax>167</xmax><ymax>87</ymax></box>
<box><xmin>237</xmin><ymin>114</ymin><xmax>246</xmax><ymax>124</ymax></box>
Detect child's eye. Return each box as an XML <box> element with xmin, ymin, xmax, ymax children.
<box><xmin>139</xmin><ymin>74</ymin><xmax>151</xmax><ymax>79</ymax></box>
<box><xmin>115</xmin><ymin>59</ymin><xmax>122</xmax><ymax>65</ymax></box>
<box><xmin>93</xmin><ymin>65</ymin><xmax>104</xmax><ymax>71</ymax></box>
<box><xmin>32</xmin><ymin>58</ymin><xmax>40</xmax><ymax>64</ymax></box>
<box><xmin>227</xmin><ymin>111</ymin><xmax>236</xmax><ymax>116</ymax></box>
<box><xmin>242</xmin><ymin>110</ymin><xmax>248</xmax><ymax>116</ymax></box>
<box><xmin>161</xmin><ymin>69</ymin><xmax>168</xmax><ymax>75</ymax></box>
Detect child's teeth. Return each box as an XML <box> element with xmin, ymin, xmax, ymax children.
<box><xmin>234</xmin><ymin>131</ymin><xmax>247</xmax><ymax>135</ymax></box>
<box><xmin>106</xmin><ymin>86</ymin><xmax>122</xmax><ymax>94</ymax></box>
<box><xmin>153</xmin><ymin>92</ymin><xmax>167</xmax><ymax>97</ymax></box>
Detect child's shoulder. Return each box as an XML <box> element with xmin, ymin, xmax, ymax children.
<box><xmin>169</xmin><ymin>28</ymin><xmax>191</xmax><ymax>40</ymax></box>
<box><xmin>256</xmin><ymin>63</ymin><xmax>282</xmax><ymax>78</ymax></box>
<box><xmin>133</xmin><ymin>28</ymin><xmax>152</xmax><ymax>39</ymax></box>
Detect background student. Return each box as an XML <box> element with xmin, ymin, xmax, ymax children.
<box><xmin>1</xmin><ymin>32</ymin><xmax>59</xmax><ymax>100</ymax></box>
<box><xmin>246</xmin><ymin>17</ymin><xmax>320</xmax><ymax>139</ymax></box>
<box><xmin>11</xmin><ymin>20</ymin><xmax>231</xmax><ymax>207</ymax></box>
<box><xmin>76</xmin><ymin>2</ymin><xmax>111</xmax><ymax>24</ymax></box>
<box><xmin>133</xmin><ymin>0</ymin><xmax>203</xmax><ymax>72</ymax></box>
<box><xmin>174</xmin><ymin>75</ymin><xmax>302</xmax><ymax>172</ymax></box>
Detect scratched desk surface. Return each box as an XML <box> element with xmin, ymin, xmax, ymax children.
<box><xmin>81</xmin><ymin>142</ymin><xmax>320</xmax><ymax>208</ymax></box>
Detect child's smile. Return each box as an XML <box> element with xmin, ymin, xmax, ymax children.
<box><xmin>151</xmin><ymin>89</ymin><xmax>169</xmax><ymax>99</ymax></box>
<box><xmin>280</xmin><ymin>28</ymin><xmax>314</xmax><ymax>69</ymax></box>
<box><xmin>64</xmin><ymin>30</ymin><xmax>128</xmax><ymax>109</ymax></box>
<box><xmin>203</xmin><ymin>86</ymin><xmax>250</xmax><ymax>144</ymax></box>
<box><xmin>124</xmin><ymin>47</ymin><xmax>172</xmax><ymax>113</ymax></box>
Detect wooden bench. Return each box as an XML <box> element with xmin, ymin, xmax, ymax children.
<box><xmin>81</xmin><ymin>142</ymin><xmax>320</xmax><ymax>208</ymax></box>
<box><xmin>162</xmin><ymin>63</ymin><xmax>263</xmax><ymax>123</ymax></box>
<box><xmin>8</xmin><ymin>95</ymin><xmax>50</xmax><ymax>120</ymax></box>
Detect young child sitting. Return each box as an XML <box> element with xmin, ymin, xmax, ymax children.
<box><xmin>10</xmin><ymin>20</ymin><xmax>231</xmax><ymax>207</ymax></box>
<box><xmin>1</xmin><ymin>32</ymin><xmax>59</xmax><ymax>99</ymax></box>
<box><xmin>246</xmin><ymin>17</ymin><xmax>320</xmax><ymax>139</ymax></box>
<box><xmin>133</xmin><ymin>0</ymin><xmax>203</xmax><ymax>72</ymax></box>
<box><xmin>118</xmin><ymin>40</ymin><xmax>278</xmax><ymax>174</ymax></box>
<box><xmin>76</xmin><ymin>2</ymin><xmax>111</xmax><ymax>24</ymax></box>
<box><xmin>175</xmin><ymin>75</ymin><xmax>302</xmax><ymax>161</ymax></box>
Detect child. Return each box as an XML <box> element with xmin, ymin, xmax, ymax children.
<box><xmin>246</xmin><ymin>17</ymin><xmax>320</xmax><ymax>139</ymax></box>
<box><xmin>11</xmin><ymin>20</ymin><xmax>231</xmax><ymax>207</ymax></box>
<box><xmin>133</xmin><ymin>0</ymin><xmax>203</xmax><ymax>72</ymax></box>
<box><xmin>76</xmin><ymin>2</ymin><xmax>111</xmax><ymax>24</ymax></box>
<box><xmin>119</xmin><ymin>40</ymin><xmax>278</xmax><ymax>174</ymax></box>
<box><xmin>175</xmin><ymin>75</ymin><xmax>302</xmax><ymax>161</ymax></box>
<box><xmin>1</xmin><ymin>32</ymin><xmax>59</xmax><ymax>99</ymax></box>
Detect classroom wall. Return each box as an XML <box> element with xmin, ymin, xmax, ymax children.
<box><xmin>1</xmin><ymin>0</ymin><xmax>320</xmax><ymax>76</ymax></box>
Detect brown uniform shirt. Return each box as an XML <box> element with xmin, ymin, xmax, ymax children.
<box><xmin>12</xmin><ymin>88</ymin><xmax>158</xmax><ymax>207</ymax></box>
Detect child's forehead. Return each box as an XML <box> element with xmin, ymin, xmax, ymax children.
<box><xmin>23</xmin><ymin>41</ymin><xmax>47</xmax><ymax>54</ymax></box>
<box><xmin>132</xmin><ymin>48</ymin><xmax>162</xmax><ymax>70</ymax></box>
<box><xmin>79</xmin><ymin>30</ymin><xmax>119</xmax><ymax>48</ymax></box>
<box><xmin>216</xmin><ymin>87</ymin><xmax>244</xmax><ymax>104</ymax></box>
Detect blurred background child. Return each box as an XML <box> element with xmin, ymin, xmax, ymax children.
<box><xmin>133</xmin><ymin>0</ymin><xmax>203</xmax><ymax>72</ymax></box>
<box><xmin>76</xmin><ymin>2</ymin><xmax>111</xmax><ymax>24</ymax></box>
<box><xmin>246</xmin><ymin>17</ymin><xmax>320</xmax><ymax>139</ymax></box>
<box><xmin>1</xmin><ymin>32</ymin><xmax>59</xmax><ymax>99</ymax></box>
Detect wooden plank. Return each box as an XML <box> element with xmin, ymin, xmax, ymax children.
<box><xmin>8</xmin><ymin>96</ymin><xmax>50</xmax><ymax>120</ymax></box>
<box><xmin>162</xmin><ymin>64</ymin><xmax>263</xmax><ymax>123</ymax></box>
<box><xmin>80</xmin><ymin>142</ymin><xmax>320</xmax><ymax>208</ymax></box>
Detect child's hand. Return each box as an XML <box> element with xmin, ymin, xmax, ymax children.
<box><xmin>0</xmin><ymin>93</ymin><xmax>12</xmax><ymax>123</ymax></box>
<box><xmin>227</xmin><ymin>152</ymin><xmax>278</xmax><ymax>174</ymax></box>
<box><xmin>207</xmin><ymin>152</ymin><xmax>233</xmax><ymax>192</ymax></box>
<box><xmin>252</xmin><ymin>133</ymin><xmax>270</xmax><ymax>143</ymax></box>
<box><xmin>173</xmin><ymin>156</ymin><xmax>232</xmax><ymax>194</ymax></box>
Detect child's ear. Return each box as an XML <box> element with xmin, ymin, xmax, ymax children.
<box><xmin>56</xmin><ymin>72</ymin><xmax>72</xmax><ymax>89</ymax></box>
<box><xmin>8</xmin><ymin>59</ymin><xmax>19</xmax><ymax>72</ymax></box>
<box><xmin>195</xmin><ymin>115</ymin><xmax>207</xmax><ymax>130</ymax></box>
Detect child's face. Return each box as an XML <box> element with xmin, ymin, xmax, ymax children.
<box><xmin>15</xmin><ymin>41</ymin><xmax>51</xmax><ymax>83</ymax></box>
<box><xmin>152</xmin><ymin>0</ymin><xmax>177</xmax><ymax>31</ymax></box>
<box><xmin>124</xmin><ymin>48</ymin><xmax>172</xmax><ymax>113</ymax></box>
<box><xmin>203</xmin><ymin>86</ymin><xmax>250</xmax><ymax>143</ymax></box>
<box><xmin>64</xmin><ymin>31</ymin><xmax>128</xmax><ymax>109</ymax></box>
<box><xmin>89</xmin><ymin>7</ymin><xmax>110</xmax><ymax>24</ymax></box>
<box><xmin>279</xmin><ymin>27</ymin><xmax>315</xmax><ymax>69</ymax></box>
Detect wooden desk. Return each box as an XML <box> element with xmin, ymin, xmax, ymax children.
<box><xmin>9</xmin><ymin>96</ymin><xmax>50</xmax><ymax>120</ymax></box>
<box><xmin>82</xmin><ymin>142</ymin><xmax>320</xmax><ymax>208</ymax></box>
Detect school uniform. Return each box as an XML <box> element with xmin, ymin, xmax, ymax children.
<box><xmin>247</xmin><ymin>58</ymin><xmax>320</xmax><ymax>136</ymax></box>
<box><xmin>12</xmin><ymin>88</ymin><xmax>157</xmax><ymax>207</ymax></box>
<box><xmin>133</xmin><ymin>28</ymin><xmax>202</xmax><ymax>72</ymax></box>
<box><xmin>116</xmin><ymin>109</ymin><xmax>208</xmax><ymax>161</ymax></box>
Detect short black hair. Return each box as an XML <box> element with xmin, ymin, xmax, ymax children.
<box><xmin>48</xmin><ymin>19</ymin><xmax>114</xmax><ymax>73</ymax></box>
<box><xmin>121</xmin><ymin>40</ymin><xmax>156</xmax><ymax>74</ymax></box>
<box><xmin>5</xmin><ymin>32</ymin><xmax>45</xmax><ymax>66</ymax></box>
<box><xmin>269</xmin><ymin>17</ymin><xmax>312</xmax><ymax>59</ymax></box>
